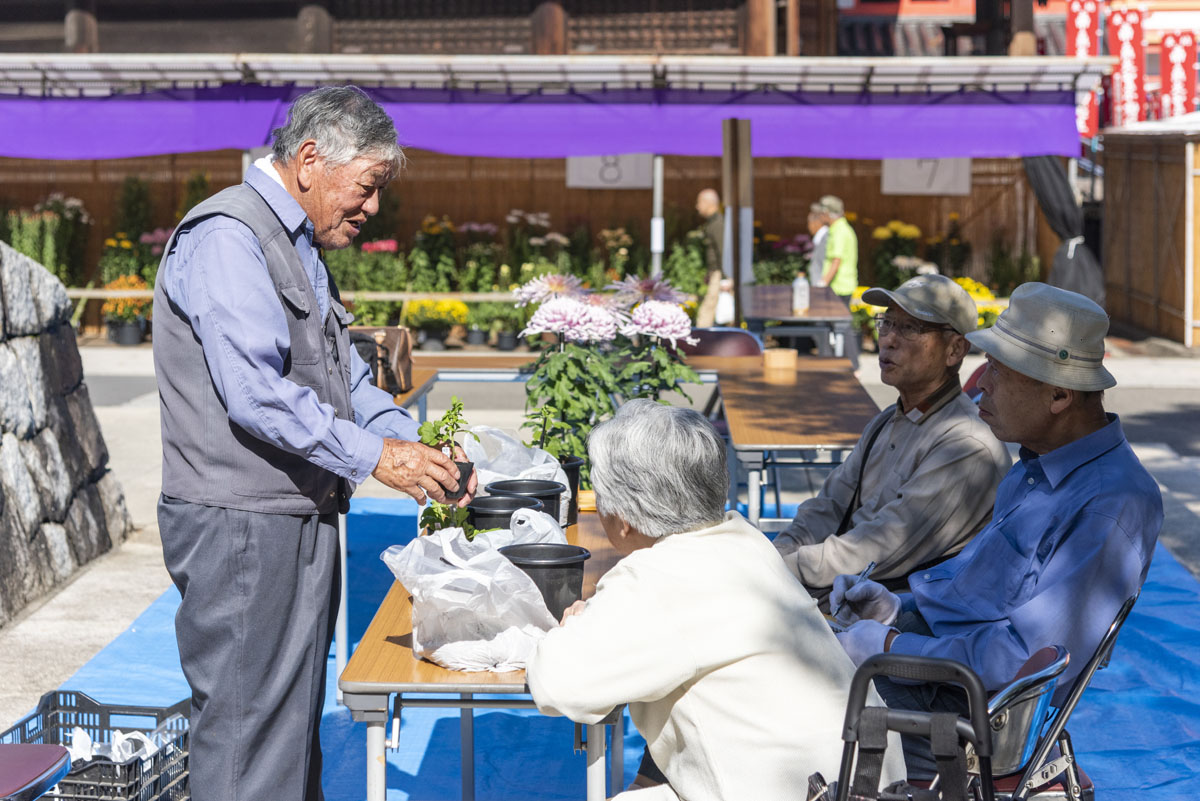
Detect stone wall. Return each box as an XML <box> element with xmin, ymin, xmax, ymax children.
<box><xmin>0</xmin><ymin>241</ymin><xmax>131</xmax><ymax>628</ymax></box>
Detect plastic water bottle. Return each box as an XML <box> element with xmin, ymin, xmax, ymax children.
<box><xmin>791</xmin><ymin>273</ymin><xmax>810</xmax><ymax>315</ymax></box>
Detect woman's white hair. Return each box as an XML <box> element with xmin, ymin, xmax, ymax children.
<box><xmin>588</xmin><ymin>400</ymin><xmax>728</xmax><ymax>539</ymax></box>
<box><xmin>271</xmin><ymin>86</ymin><xmax>405</xmax><ymax>178</ymax></box>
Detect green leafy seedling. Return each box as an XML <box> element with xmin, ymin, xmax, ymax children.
<box><xmin>418</xmin><ymin>395</ymin><xmax>480</xmax><ymax>452</ymax></box>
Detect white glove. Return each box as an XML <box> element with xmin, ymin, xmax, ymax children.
<box><xmin>836</xmin><ymin>620</ymin><xmax>895</xmax><ymax>668</ymax></box>
<box><xmin>831</xmin><ymin>576</ymin><xmax>901</xmax><ymax>627</ymax></box>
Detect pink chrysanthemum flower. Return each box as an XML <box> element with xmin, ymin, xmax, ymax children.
<box><xmin>521</xmin><ymin>297</ymin><xmax>618</xmax><ymax>343</ymax></box>
<box><xmin>606</xmin><ymin>276</ymin><xmax>688</xmax><ymax>309</ymax></box>
<box><xmin>513</xmin><ymin>273</ymin><xmax>585</xmax><ymax>307</ymax></box>
<box><xmin>620</xmin><ymin>301</ymin><xmax>696</xmax><ymax>348</ymax></box>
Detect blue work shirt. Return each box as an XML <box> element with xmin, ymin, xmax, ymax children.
<box><xmin>157</xmin><ymin>162</ymin><xmax>417</xmax><ymax>484</ymax></box>
<box><xmin>890</xmin><ymin>414</ymin><xmax>1162</xmax><ymax>695</ymax></box>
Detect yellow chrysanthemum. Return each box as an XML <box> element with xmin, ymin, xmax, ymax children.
<box><xmin>872</xmin><ymin>227</ymin><xmax>893</xmax><ymax>240</ymax></box>
<box><xmin>898</xmin><ymin>224</ymin><xmax>922</xmax><ymax>240</ymax></box>
<box><xmin>887</xmin><ymin>220</ymin><xmax>905</xmax><ymax>232</ymax></box>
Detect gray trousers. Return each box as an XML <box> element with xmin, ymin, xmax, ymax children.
<box><xmin>872</xmin><ymin>610</ymin><xmax>970</xmax><ymax>782</ymax></box>
<box><xmin>158</xmin><ymin>495</ymin><xmax>339</xmax><ymax>801</ymax></box>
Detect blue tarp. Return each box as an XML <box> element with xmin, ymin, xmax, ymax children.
<box><xmin>57</xmin><ymin>496</ymin><xmax>1200</xmax><ymax>798</ymax></box>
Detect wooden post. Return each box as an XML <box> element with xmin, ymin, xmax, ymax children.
<box><xmin>786</xmin><ymin>0</ymin><xmax>801</xmax><ymax>55</ymax></box>
<box><xmin>64</xmin><ymin>0</ymin><xmax>98</xmax><ymax>53</ymax></box>
<box><xmin>722</xmin><ymin>119</ymin><xmax>739</xmax><ymax>288</ymax></box>
<box><xmin>735</xmin><ymin>119</ymin><xmax>754</xmax><ymax>312</ymax></box>
<box><xmin>298</xmin><ymin>3</ymin><xmax>334</xmax><ymax>53</ymax></box>
<box><xmin>744</xmin><ymin>0</ymin><xmax>776</xmax><ymax>56</ymax></box>
<box><xmin>532</xmin><ymin>2</ymin><xmax>567</xmax><ymax>55</ymax></box>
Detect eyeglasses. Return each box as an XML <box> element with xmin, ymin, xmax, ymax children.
<box><xmin>874</xmin><ymin>314</ymin><xmax>952</xmax><ymax>341</ymax></box>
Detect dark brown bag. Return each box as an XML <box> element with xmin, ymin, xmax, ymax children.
<box><xmin>349</xmin><ymin>326</ymin><xmax>413</xmax><ymax>394</ymax></box>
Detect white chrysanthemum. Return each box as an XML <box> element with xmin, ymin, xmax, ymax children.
<box><xmin>606</xmin><ymin>276</ymin><xmax>688</xmax><ymax>309</ymax></box>
<box><xmin>620</xmin><ymin>301</ymin><xmax>695</xmax><ymax>347</ymax></box>
<box><xmin>521</xmin><ymin>297</ymin><xmax>618</xmax><ymax>343</ymax></box>
<box><xmin>513</xmin><ymin>273</ymin><xmax>585</xmax><ymax>307</ymax></box>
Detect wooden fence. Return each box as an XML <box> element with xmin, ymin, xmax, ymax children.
<box><xmin>1102</xmin><ymin>130</ymin><xmax>1198</xmax><ymax>345</ymax></box>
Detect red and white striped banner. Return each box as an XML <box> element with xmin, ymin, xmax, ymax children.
<box><xmin>1067</xmin><ymin>0</ymin><xmax>1103</xmax><ymax>136</ymax></box>
<box><xmin>1160</xmin><ymin>31</ymin><xmax>1197</xmax><ymax>118</ymax></box>
<box><xmin>1108</xmin><ymin>6</ymin><xmax>1146</xmax><ymax>126</ymax></box>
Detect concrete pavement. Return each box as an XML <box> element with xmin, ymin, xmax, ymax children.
<box><xmin>2</xmin><ymin>339</ymin><xmax>1199</xmax><ymax>730</ymax></box>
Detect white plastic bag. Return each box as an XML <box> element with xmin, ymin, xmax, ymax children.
<box><xmin>461</xmin><ymin>426</ymin><xmax>571</xmax><ymax>525</ymax></box>
<box><xmin>382</xmin><ymin>527</ymin><xmax>558</xmax><ymax>672</ymax></box>
<box><xmin>472</xmin><ymin>509</ymin><xmax>568</xmax><ymax>550</ymax></box>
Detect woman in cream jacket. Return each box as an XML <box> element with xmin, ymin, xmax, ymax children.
<box><xmin>528</xmin><ymin>400</ymin><xmax>903</xmax><ymax>800</ymax></box>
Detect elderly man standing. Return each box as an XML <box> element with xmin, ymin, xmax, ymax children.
<box><xmin>528</xmin><ymin>401</ymin><xmax>903</xmax><ymax>800</ymax></box>
<box><xmin>832</xmin><ymin>283</ymin><xmax>1163</xmax><ymax>779</ymax></box>
<box><xmin>693</xmin><ymin>188</ymin><xmax>725</xmax><ymax>327</ymax></box>
<box><xmin>774</xmin><ymin>274</ymin><xmax>1009</xmax><ymax>599</ymax></box>
<box><xmin>153</xmin><ymin>87</ymin><xmax>475</xmax><ymax>801</ymax></box>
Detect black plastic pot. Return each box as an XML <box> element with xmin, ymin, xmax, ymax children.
<box><xmin>499</xmin><ymin>543</ymin><xmax>591</xmax><ymax>621</ymax></box>
<box><xmin>107</xmin><ymin>319</ymin><xmax>145</xmax><ymax>346</ymax></box>
<box><xmin>485</xmin><ymin>479</ymin><xmax>565</xmax><ymax>522</ymax></box>
<box><xmin>558</xmin><ymin>454</ymin><xmax>584</xmax><ymax>527</ymax></box>
<box><xmin>444</xmin><ymin>461</ymin><xmax>474</xmax><ymax>501</ymax></box>
<box><xmin>466</xmin><ymin>327</ymin><xmax>487</xmax><ymax>346</ymax></box>
<box><xmin>466</xmin><ymin>495</ymin><xmax>543</xmax><ymax>531</ymax></box>
<box><xmin>496</xmin><ymin>331</ymin><xmax>518</xmax><ymax>351</ymax></box>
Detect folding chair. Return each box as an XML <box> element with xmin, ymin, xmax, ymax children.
<box><xmin>990</xmin><ymin>594</ymin><xmax>1141</xmax><ymax>801</ymax></box>
<box><xmin>821</xmin><ymin>595</ymin><xmax>1141</xmax><ymax>801</ymax></box>
<box><xmin>0</xmin><ymin>744</ymin><xmax>70</xmax><ymax>801</ymax></box>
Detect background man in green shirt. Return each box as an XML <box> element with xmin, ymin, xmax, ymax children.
<box><xmin>820</xmin><ymin>194</ymin><xmax>859</xmax><ymax>301</ymax></box>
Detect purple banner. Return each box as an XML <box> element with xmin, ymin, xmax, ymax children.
<box><xmin>0</xmin><ymin>86</ymin><xmax>1080</xmax><ymax>160</ymax></box>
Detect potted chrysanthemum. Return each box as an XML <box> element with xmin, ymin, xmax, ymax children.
<box><xmin>514</xmin><ymin>275</ymin><xmax>621</xmax><ymax>491</ymax></box>
<box><xmin>606</xmin><ymin>276</ymin><xmax>702</xmax><ymax>404</ymax></box>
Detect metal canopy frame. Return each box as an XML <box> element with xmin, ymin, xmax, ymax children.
<box><xmin>0</xmin><ymin>53</ymin><xmax>1112</xmax><ymax>97</ymax></box>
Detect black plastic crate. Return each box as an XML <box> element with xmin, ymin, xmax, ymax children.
<box><xmin>0</xmin><ymin>690</ymin><xmax>189</xmax><ymax>801</ymax></box>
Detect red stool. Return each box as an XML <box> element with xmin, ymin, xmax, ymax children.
<box><xmin>0</xmin><ymin>744</ymin><xmax>70</xmax><ymax>801</ymax></box>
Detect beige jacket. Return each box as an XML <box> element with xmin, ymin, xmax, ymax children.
<box><xmin>775</xmin><ymin>382</ymin><xmax>1011</xmax><ymax>589</ymax></box>
<box><xmin>528</xmin><ymin>513</ymin><xmax>903</xmax><ymax>801</ymax></box>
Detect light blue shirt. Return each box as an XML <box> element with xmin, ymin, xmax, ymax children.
<box><xmin>157</xmin><ymin>164</ymin><xmax>417</xmax><ymax>484</ymax></box>
<box><xmin>890</xmin><ymin>415</ymin><xmax>1162</xmax><ymax>695</ymax></box>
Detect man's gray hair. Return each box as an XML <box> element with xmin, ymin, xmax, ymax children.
<box><xmin>588</xmin><ymin>400</ymin><xmax>728</xmax><ymax>539</ymax></box>
<box><xmin>271</xmin><ymin>86</ymin><xmax>405</xmax><ymax>177</ymax></box>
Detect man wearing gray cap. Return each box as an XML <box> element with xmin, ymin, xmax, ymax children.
<box><xmin>832</xmin><ymin>283</ymin><xmax>1163</xmax><ymax>778</ymax></box>
<box><xmin>774</xmin><ymin>274</ymin><xmax>1009</xmax><ymax>598</ymax></box>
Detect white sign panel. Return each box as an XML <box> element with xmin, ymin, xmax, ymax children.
<box><xmin>566</xmin><ymin>154</ymin><xmax>654</xmax><ymax>189</ymax></box>
<box><xmin>881</xmin><ymin>158</ymin><xmax>972</xmax><ymax>196</ymax></box>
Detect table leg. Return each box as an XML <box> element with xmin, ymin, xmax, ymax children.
<box><xmin>334</xmin><ymin>513</ymin><xmax>349</xmax><ymax>705</ymax></box>
<box><xmin>610</xmin><ymin>715</ymin><xmax>624</xmax><ymax>792</ymax></box>
<box><xmin>418</xmin><ymin>394</ymin><xmax>428</xmax><ymax>423</ymax></box>
<box><xmin>748</xmin><ymin>468</ymin><xmax>762</xmax><ymax>526</ymax></box>
<box><xmin>586</xmin><ymin>722</ymin><xmax>606</xmax><ymax>801</ymax></box>
<box><xmin>460</xmin><ymin>694</ymin><xmax>475</xmax><ymax>801</ymax></box>
<box><xmin>366</xmin><ymin>720</ymin><xmax>387</xmax><ymax>801</ymax></box>
<box><xmin>726</xmin><ymin>437</ymin><xmax>738</xmax><ymax>510</ymax></box>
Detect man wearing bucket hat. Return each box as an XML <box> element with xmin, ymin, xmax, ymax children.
<box><xmin>774</xmin><ymin>274</ymin><xmax>1009</xmax><ymax>599</ymax></box>
<box><xmin>831</xmin><ymin>283</ymin><xmax>1163</xmax><ymax>778</ymax></box>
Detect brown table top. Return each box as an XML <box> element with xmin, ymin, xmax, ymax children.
<box><xmin>718</xmin><ymin>360</ymin><xmax>879</xmax><ymax>451</ymax></box>
<box><xmin>339</xmin><ymin>514</ymin><xmax>618</xmax><ymax>695</ymax></box>
<box><xmin>744</xmin><ymin>285</ymin><xmax>852</xmax><ymax>323</ymax></box>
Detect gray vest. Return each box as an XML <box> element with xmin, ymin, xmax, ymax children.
<box><xmin>153</xmin><ymin>183</ymin><xmax>355</xmax><ymax>515</ymax></box>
